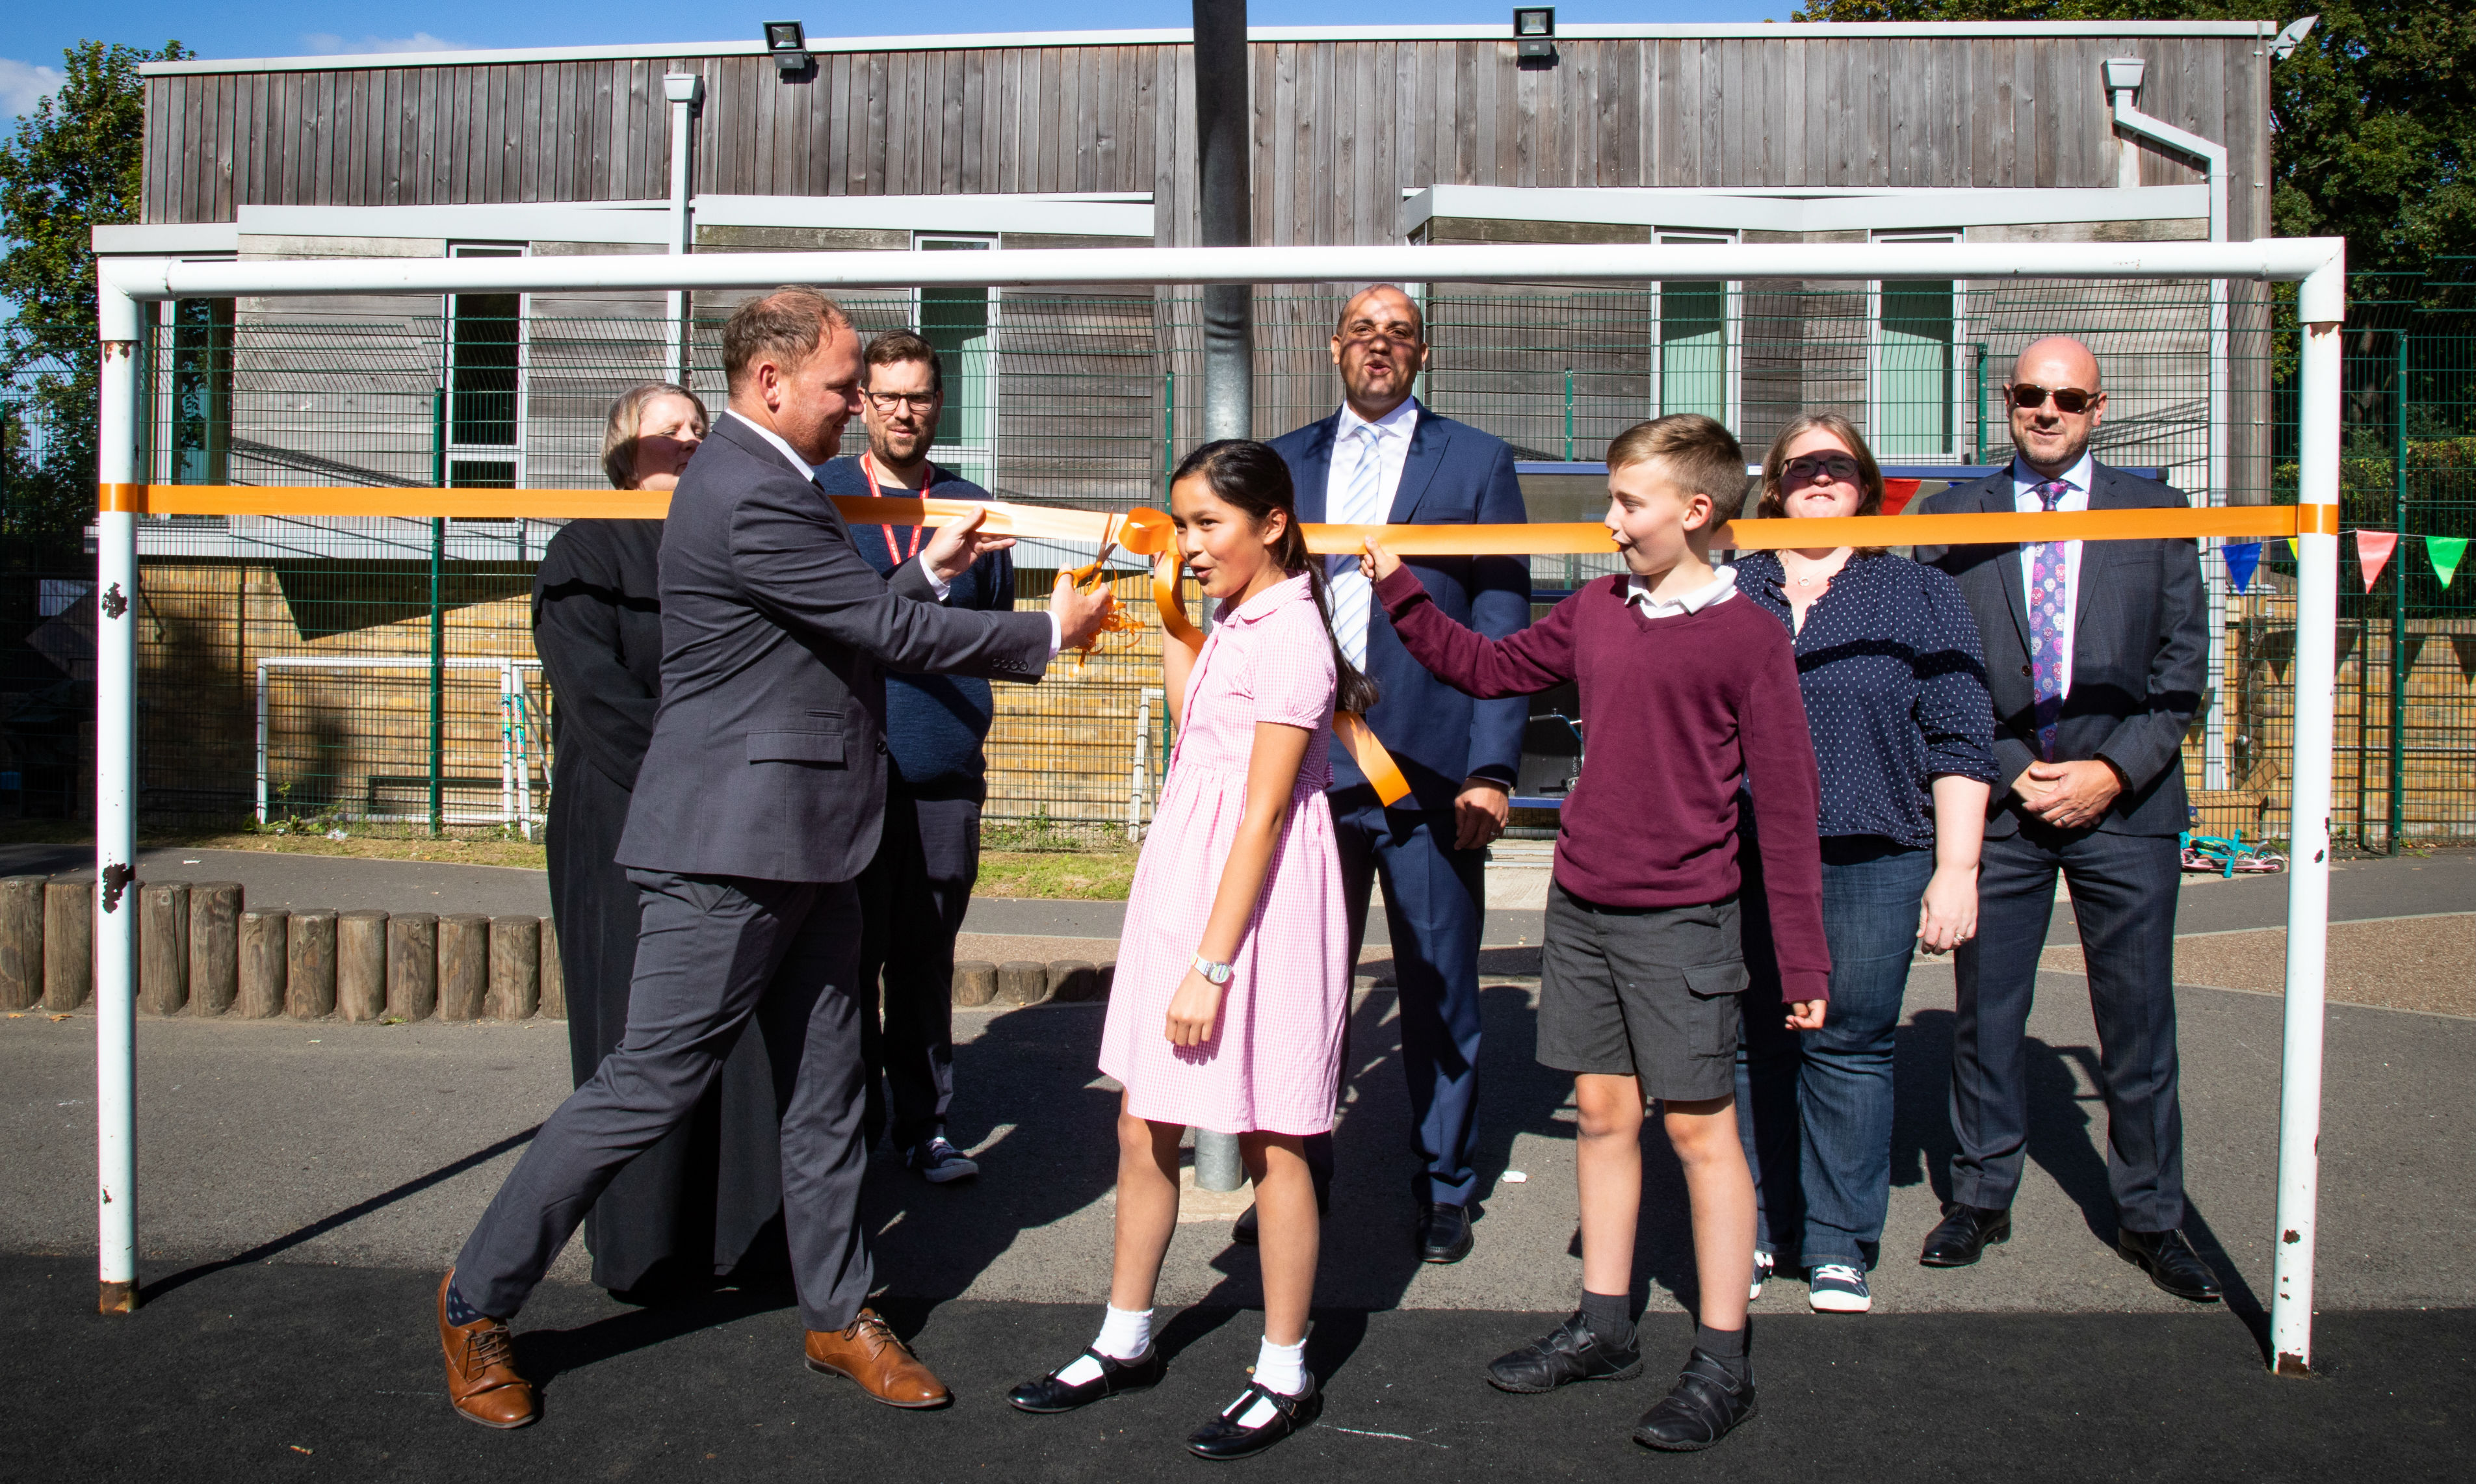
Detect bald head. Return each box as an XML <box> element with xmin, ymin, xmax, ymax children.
<box><xmin>2005</xmin><ymin>335</ymin><xmax>2107</xmax><ymax>478</ymax></box>
<box><xmin>1329</xmin><ymin>284</ymin><xmax>1429</xmax><ymax>421</ymax></box>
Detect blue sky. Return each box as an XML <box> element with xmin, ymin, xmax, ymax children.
<box><xmin>4</xmin><ymin>1</ymin><xmax>1790</xmax><ymax>117</ymax></box>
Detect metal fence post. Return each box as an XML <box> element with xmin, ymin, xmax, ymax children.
<box><xmin>1563</xmin><ymin>367</ymin><xmax>1574</xmax><ymax>460</ymax></box>
<box><xmin>430</xmin><ymin>387</ymin><xmax>447</xmax><ymax>837</ymax></box>
<box><xmin>2389</xmin><ymin>329</ymin><xmax>2408</xmax><ymax>853</ymax></box>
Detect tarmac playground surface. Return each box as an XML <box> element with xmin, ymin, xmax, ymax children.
<box><xmin>3</xmin><ymin>851</ymin><xmax>2472</xmax><ymax>1480</ymax></box>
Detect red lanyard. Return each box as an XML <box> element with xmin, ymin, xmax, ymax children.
<box><xmin>860</xmin><ymin>453</ymin><xmax>932</xmax><ymax>566</ymax></box>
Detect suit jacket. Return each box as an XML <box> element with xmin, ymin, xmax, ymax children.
<box><xmin>616</xmin><ymin>415</ymin><xmax>1053</xmax><ymax>883</ymax></box>
<box><xmin>1912</xmin><ymin>460</ymin><xmax>2206</xmax><ymax>839</ymax></box>
<box><xmin>1269</xmin><ymin>400</ymin><xmax>1530</xmax><ymax>812</ymax></box>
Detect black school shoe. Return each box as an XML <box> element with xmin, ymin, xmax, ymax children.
<box><xmin>1485</xmin><ymin>1314</ymin><xmax>1643</xmax><ymax>1393</ymax></box>
<box><xmin>1186</xmin><ymin>1376</ymin><xmax>1322</xmax><ymax>1461</ymax></box>
<box><xmin>1631</xmin><ymin>1349</ymin><xmax>1757</xmax><ymax>1452</ymax></box>
<box><xmin>1006</xmin><ymin>1346</ymin><xmax>1166</xmax><ymax>1414</ymax></box>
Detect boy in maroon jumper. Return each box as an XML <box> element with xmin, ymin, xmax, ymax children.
<box><xmin>1360</xmin><ymin>414</ymin><xmax>1829</xmax><ymax>1453</ymax></box>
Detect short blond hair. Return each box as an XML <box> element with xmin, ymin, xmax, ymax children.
<box><xmin>1606</xmin><ymin>415</ymin><xmax>1749</xmax><ymax>522</ymax></box>
<box><xmin>600</xmin><ymin>382</ymin><xmax>710</xmax><ymax>489</ymax></box>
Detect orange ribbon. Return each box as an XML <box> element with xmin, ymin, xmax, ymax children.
<box><xmin>1150</xmin><ymin>549</ymin><xmax>1411</xmax><ymax>807</ymax></box>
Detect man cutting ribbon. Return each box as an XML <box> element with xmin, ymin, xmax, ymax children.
<box><xmin>1253</xmin><ymin>283</ymin><xmax>1531</xmax><ymax>1265</ymax></box>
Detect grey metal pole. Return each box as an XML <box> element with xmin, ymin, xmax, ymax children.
<box><xmin>1191</xmin><ymin>0</ymin><xmax>1251</xmax><ymax>1193</ymax></box>
<box><xmin>2389</xmin><ymin>329</ymin><xmax>2408</xmax><ymax>853</ymax></box>
<box><xmin>1194</xmin><ymin>0</ymin><xmax>1253</xmax><ymax>445</ymax></box>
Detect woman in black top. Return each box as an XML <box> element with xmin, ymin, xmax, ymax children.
<box><xmin>536</xmin><ymin>383</ymin><xmax>784</xmax><ymax>1297</ymax></box>
<box><xmin>1732</xmin><ymin>413</ymin><xmax>1998</xmax><ymax>1316</ymax></box>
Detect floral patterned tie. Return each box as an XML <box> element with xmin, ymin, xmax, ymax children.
<box><xmin>2028</xmin><ymin>480</ymin><xmax>2072</xmax><ymax>761</ymax></box>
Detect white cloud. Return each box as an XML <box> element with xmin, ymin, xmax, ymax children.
<box><xmin>300</xmin><ymin>33</ymin><xmax>471</xmax><ymax>57</ymax></box>
<box><xmin>0</xmin><ymin>58</ymin><xmax>66</xmax><ymax>120</ymax></box>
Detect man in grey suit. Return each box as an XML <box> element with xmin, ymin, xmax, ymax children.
<box><xmin>1909</xmin><ymin>335</ymin><xmax>2222</xmax><ymax>1303</ymax></box>
<box><xmin>435</xmin><ymin>287</ymin><xmax>1114</xmax><ymax>1427</ymax></box>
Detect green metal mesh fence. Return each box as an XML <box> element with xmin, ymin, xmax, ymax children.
<box><xmin>1</xmin><ymin>275</ymin><xmax>2469</xmax><ymax>847</ymax></box>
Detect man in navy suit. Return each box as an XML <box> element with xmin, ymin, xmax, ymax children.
<box><xmin>1909</xmin><ymin>335</ymin><xmax>2221</xmax><ymax>1303</ymax></box>
<box><xmin>1256</xmin><ymin>283</ymin><xmax>1530</xmax><ymax>1264</ymax></box>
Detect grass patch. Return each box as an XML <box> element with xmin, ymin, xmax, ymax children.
<box><xmin>0</xmin><ymin>818</ymin><xmax>548</xmax><ymax>870</ymax></box>
<box><xmin>976</xmin><ymin>848</ymin><xmax>1138</xmax><ymax>900</ymax></box>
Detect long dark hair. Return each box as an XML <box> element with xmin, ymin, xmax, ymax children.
<box><xmin>1171</xmin><ymin>439</ymin><xmax>1380</xmax><ymax>716</ymax></box>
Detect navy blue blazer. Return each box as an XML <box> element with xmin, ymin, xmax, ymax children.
<box><xmin>1911</xmin><ymin>460</ymin><xmax>2206</xmax><ymax>839</ymax></box>
<box><xmin>1269</xmin><ymin>400</ymin><xmax>1530</xmax><ymax>812</ymax></box>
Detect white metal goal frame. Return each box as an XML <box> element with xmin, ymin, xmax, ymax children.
<box><xmin>93</xmin><ymin>239</ymin><xmax>2347</xmax><ymax>1372</ymax></box>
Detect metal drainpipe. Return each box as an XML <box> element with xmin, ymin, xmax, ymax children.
<box><xmin>2106</xmin><ymin>57</ymin><xmax>2232</xmax><ymax>792</ymax></box>
<box><xmin>1190</xmin><ymin>0</ymin><xmax>1251</xmax><ymax>1197</ymax></box>
<box><xmin>664</xmin><ymin>73</ymin><xmax>705</xmax><ymax>388</ymax></box>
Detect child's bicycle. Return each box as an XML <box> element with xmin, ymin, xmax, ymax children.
<box><xmin>2178</xmin><ymin>827</ymin><xmax>2287</xmax><ymax>878</ymax></box>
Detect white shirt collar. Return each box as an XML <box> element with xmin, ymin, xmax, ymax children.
<box><xmin>726</xmin><ymin>408</ymin><xmax>822</xmax><ymax>482</ymax></box>
<box><xmin>2010</xmin><ymin>450</ymin><xmax>2096</xmax><ymax>502</ymax></box>
<box><xmin>1624</xmin><ymin>564</ymin><xmax>1739</xmax><ymax>618</ymax></box>
<box><xmin>1336</xmin><ymin>397</ymin><xmax>1419</xmax><ymax>443</ymax></box>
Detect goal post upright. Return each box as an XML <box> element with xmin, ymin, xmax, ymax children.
<box><xmin>89</xmin><ymin>239</ymin><xmax>2347</xmax><ymax>1365</ymax></box>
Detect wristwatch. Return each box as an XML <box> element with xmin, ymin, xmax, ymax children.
<box><xmin>1190</xmin><ymin>954</ymin><xmax>1234</xmax><ymax>985</ymax></box>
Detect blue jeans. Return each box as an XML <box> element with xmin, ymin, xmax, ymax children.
<box><xmin>1737</xmin><ymin>836</ymin><xmax>1936</xmax><ymax>1269</ymax></box>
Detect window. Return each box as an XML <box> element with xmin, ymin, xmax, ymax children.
<box><xmin>445</xmin><ymin>244</ymin><xmax>525</xmax><ymax>488</ymax></box>
<box><xmin>166</xmin><ymin>298</ymin><xmax>233</xmax><ymax>485</ymax></box>
<box><xmin>1870</xmin><ymin>233</ymin><xmax>1961</xmax><ymax>462</ymax></box>
<box><xmin>1651</xmin><ymin>233</ymin><xmax>1738</xmax><ymax>426</ymax></box>
<box><xmin>916</xmin><ymin>235</ymin><xmax>995</xmax><ymax>488</ymax></box>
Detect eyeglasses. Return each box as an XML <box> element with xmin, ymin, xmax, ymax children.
<box><xmin>1339</xmin><ymin>326</ymin><xmax>1422</xmax><ymax>348</ymax></box>
<box><xmin>865</xmin><ymin>390</ymin><xmax>938</xmax><ymax>413</ymax></box>
<box><xmin>2005</xmin><ymin>383</ymin><xmax>2100</xmax><ymax>415</ymax></box>
<box><xmin>1782</xmin><ymin>454</ymin><xmax>1862</xmax><ymax>484</ymax></box>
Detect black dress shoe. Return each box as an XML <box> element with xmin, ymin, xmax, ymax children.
<box><xmin>1006</xmin><ymin>1346</ymin><xmax>1167</xmax><ymax>1414</ymax></box>
<box><xmin>2118</xmin><ymin>1227</ymin><xmax>2224</xmax><ymax>1303</ymax></box>
<box><xmin>1186</xmin><ymin>1376</ymin><xmax>1322</xmax><ymax>1461</ymax></box>
<box><xmin>1417</xmin><ymin>1202</ymin><xmax>1474</xmax><ymax>1264</ymax></box>
<box><xmin>1632</xmin><ymin>1349</ymin><xmax>1756</xmax><ymax>1452</ymax></box>
<box><xmin>1918</xmin><ymin>1204</ymin><xmax>2011</xmax><ymax>1268</ymax></box>
<box><xmin>1485</xmin><ymin>1314</ymin><xmax>1642</xmax><ymax>1394</ymax></box>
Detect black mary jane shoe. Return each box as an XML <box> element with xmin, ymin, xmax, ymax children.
<box><xmin>1186</xmin><ymin>1376</ymin><xmax>1322</xmax><ymax>1461</ymax></box>
<box><xmin>1486</xmin><ymin>1313</ymin><xmax>1643</xmax><ymax>1394</ymax></box>
<box><xmin>1632</xmin><ymin>1349</ymin><xmax>1756</xmax><ymax>1453</ymax></box>
<box><xmin>1007</xmin><ymin>1346</ymin><xmax>1166</xmax><ymax>1414</ymax></box>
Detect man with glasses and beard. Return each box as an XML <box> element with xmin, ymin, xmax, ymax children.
<box><xmin>818</xmin><ymin>330</ymin><xmax>1015</xmax><ymax>1185</ymax></box>
<box><xmin>1907</xmin><ymin>335</ymin><xmax>2221</xmax><ymax>1305</ymax></box>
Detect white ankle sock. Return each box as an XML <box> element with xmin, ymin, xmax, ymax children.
<box><xmin>1231</xmin><ymin>1335</ymin><xmax>1308</xmax><ymax>1427</ymax></box>
<box><xmin>1056</xmin><ymin>1305</ymin><xmax>1153</xmax><ymax>1386</ymax></box>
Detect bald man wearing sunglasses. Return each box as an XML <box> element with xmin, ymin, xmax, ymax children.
<box><xmin>1907</xmin><ymin>335</ymin><xmax>2219</xmax><ymax>1304</ymax></box>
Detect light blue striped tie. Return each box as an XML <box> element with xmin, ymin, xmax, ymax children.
<box><xmin>1325</xmin><ymin>424</ymin><xmax>1385</xmax><ymax>671</ymax></box>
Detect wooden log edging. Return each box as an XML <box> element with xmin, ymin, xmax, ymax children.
<box><xmin>3</xmin><ymin>872</ymin><xmax>1115</xmax><ymax>1024</ymax></box>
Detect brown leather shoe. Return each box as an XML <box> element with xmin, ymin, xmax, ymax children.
<box><xmin>803</xmin><ymin>1309</ymin><xmax>951</xmax><ymax>1409</ymax></box>
<box><xmin>437</xmin><ymin>1272</ymin><xmax>538</xmax><ymax>1429</ymax></box>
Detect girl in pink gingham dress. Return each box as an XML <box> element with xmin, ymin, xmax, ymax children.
<box><xmin>1008</xmin><ymin>441</ymin><xmax>1370</xmax><ymax>1460</ymax></box>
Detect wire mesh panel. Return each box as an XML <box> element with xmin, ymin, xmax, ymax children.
<box><xmin>8</xmin><ymin>275</ymin><xmax>2467</xmax><ymax>843</ymax></box>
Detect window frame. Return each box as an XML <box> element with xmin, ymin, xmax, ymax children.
<box><xmin>1866</xmin><ymin>230</ymin><xmax>1966</xmax><ymax>465</ymax></box>
<box><xmin>442</xmin><ymin>242</ymin><xmax>529</xmax><ymax>493</ymax></box>
<box><xmin>1648</xmin><ymin>230</ymin><xmax>1741</xmax><ymax>430</ymax></box>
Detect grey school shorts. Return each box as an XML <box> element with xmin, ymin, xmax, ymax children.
<box><xmin>1535</xmin><ymin>880</ymin><xmax>1751</xmax><ymax>1102</ymax></box>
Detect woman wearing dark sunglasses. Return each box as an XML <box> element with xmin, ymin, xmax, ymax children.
<box><xmin>1730</xmin><ymin>413</ymin><xmax>1998</xmax><ymax>1317</ymax></box>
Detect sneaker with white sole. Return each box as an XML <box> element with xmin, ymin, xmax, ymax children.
<box><xmin>1807</xmin><ymin>1262</ymin><xmax>1871</xmax><ymax>1313</ymax></box>
<box><xmin>908</xmin><ymin>1136</ymin><xmax>979</xmax><ymax>1184</ymax></box>
<box><xmin>1749</xmin><ymin>1250</ymin><xmax>1775</xmax><ymax>1302</ymax></box>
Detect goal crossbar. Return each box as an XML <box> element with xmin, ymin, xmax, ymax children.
<box><xmin>90</xmin><ymin>240</ymin><xmax>2348</xmax><ymax>1377</ymax></box>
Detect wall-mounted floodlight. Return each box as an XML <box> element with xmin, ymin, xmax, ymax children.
<box><xmin>764</xmin><ymin>21</ymin><xmax>809</xmax><ymax>77</ymax></box>
<box><xmin>2271</xmin><ymin>15</ymin><xmax>2319</xmax><ymax>62</ymax></box>
<box><xmin>1514</xmin><ymin>7</ymin><xmax>1556</xmax><ymax>64</ymax></box>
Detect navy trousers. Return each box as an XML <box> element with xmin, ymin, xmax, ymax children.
<box><xmin>855</xmin><ymin>783</ymin><xmax>980</xmax><ymax>1151</ymax></box>
<box><xmin>1949</xmin><ymin>823</ymin><xmax>2187</xmax><ymax>1232</ymax></box>
<box><xmin>1307</xmin><ymin>785</ymin><xmax>1488</xmax><ymax>1207</ymax></box>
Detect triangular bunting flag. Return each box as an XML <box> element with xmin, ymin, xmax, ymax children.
<box><xmin>2354</xmin><ymin>530</ymin><xmax>2399</xmax><ymax>592</ymax></box>
<box><xmin>1881</xmin><ymin>478</ymin><xmax>1922</xmax><ymax>517</ymax></box>
<box><xmin>2430</xmin><ymin>536</ymin><xmax>2468</xmax><ymax>590</ymax></box>
<box><xmin>2286</xmin><ymin>537</ymin><xmax>2299</xmax><ymax>562</ymax></box>
<box><xmin>2224</xmin><ymin>541</ymin><xmax>2262</xmax><ymax>594</ymax></box>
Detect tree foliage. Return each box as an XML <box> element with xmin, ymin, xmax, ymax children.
<box><xmin>0</xmin><ymin>39</ymin><xmax>189</xmax><ymax>549</ymax></box>
<box><xmin>1788</xmin><ymin>1</ymin><xmax>2475</xmax><ymax>293</ymax></box>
